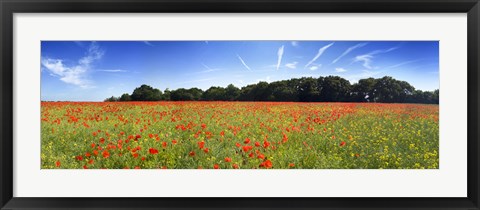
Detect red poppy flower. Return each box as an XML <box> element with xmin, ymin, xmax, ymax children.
<box><xmin>235</xmin><ymin>142</ymin><xmax>241</xmax><ymax>148</ymax></box>
<box><xmin>244</xmin><ymin>138</ymin><xmax>250</xmax><ymax>144</ymax></box>
<box><xmin>263</xmin><ymin>140</ymin><xmax>270</xmax><ymax>148</ymax></box>
<box><xmin>255</xmin><ymin>142</ymin><xmax>260</xmax><ymax>147</ymax></box>
<box><xmin>233</xmin><ymin>164</ymin><xmax>239</xmax><ymax>169</ymax></box>
<box><xmin>282</xmin><ymin>134</ymin><xmax>288</xmax><ymax>143</ymax></box>
<box><xmin>134</xmin><ymin>166</ymin><xmax>140</xmax><ymax>169</ymax></box>
<box><xmin>85</xmin><ymin>152</ymin><xmax>91</xmax><ymax>157</ymax></box>
<box><xmin>189</xmin><ymin>151</ymin><xmax>195</xmax><ymax>157</ymax></box>
<box><xmin>203</xmin><ymin>148</ymin><xmax>209</xmax><ymax>153</ymax></box>
<box><xmin>132</xmin><ymin>153</ymin><xmax>139</xmax><ymax>158</ymax></box>
<box><xmin>242</xmin><ymin>145</ymin><xmax>253</xmax><ymax>152</ymax></box>
<box><xmin>83</xmin><ymin>165</ymin><xmax>88</xmax><ymax>169</ymax></box>
<box><xmin>75</xmin><ymin>155</ymin><xmax>83</xmax><ymax>161</ymax></box>
<box><xmin>289</xmin><ymin>163</ymin><xmax>295</xmax><ymax>167</ymax></box>
<box><xmin>224</xmin><ymin>157</ymin><xmax>232</xmax><ymax>162</ymax></box>
<box><xmin>135</xmin><ymin>134</ymin><xmax>141</xmax><ymax>139</ymax></box>
<box><xmin>141</xmin><ymin>157</ymin><xmax>146</xmax><ymax>161</ymax></box>
<box><xmin>55</xmin><ymin>161</ymin><xmax>61</xmax><ymax>167</ymax></box>
<box><xmin>257</xmin><ymin>154</ymin><xmax>265</xmax><ymax>160</ymax></box>
<box><xmin>102</xmin><ymin>150</ymin><xmax>110</xmax><ymax>158</ymax></box>
<box><xmin>149</xmin><ymin>148</ymin><xmax>159</xmax><ymax>154</ymax></box>
<box><xmin>93</xmin><ymin>150</ymin><xmax>98</xmax><ymax>156</ymax></box>
<box><xmin>249</xmin><ymin>152</ymin><xmax>254</xmax><ymax>158</ymax></box>
<box><xmin>198</xmin><ymin>141</ymin><xmax>205</xmax><ymax>149</ymax></box>
<box><xmin>88</xmin><ymin>159</ymin><xmax>94</xmax><ymax>164</ymax></box>
<box><xmin>99</xmin><ymin>137</ymin><xmax>105</xmax><ymax>144</ymax></box>
<box><xmin>91</xmin><ymin>143</ymin><xmax>95</xmax><ymax>148</ymax></box>
<box><xmin>260</xmin><ymin>160</ymin><xmax>273</xmax><ymax>168</ymax></box>
<box><xmin>172</xmin><ymin>139</ymin><xmax>177</xmax><ymax>145</ymax></box>
<box><xmin>214</xmin><ymin>164</ymin><xmax>219</xmax><ymax>169</ymax></box>
<box><xmin>201</xmin><ymin>123</ymin><xmax>207</xmax><ymax>129</ymax></box>
<box><xmin>339</xmin><ymin>141</ymin><xmax>346</xmax><ymax>147</ymax></box>
<box><xmin>162</xmin><ymin>141</ymin><xmax>167</xmax><ymax>148</ymax></box>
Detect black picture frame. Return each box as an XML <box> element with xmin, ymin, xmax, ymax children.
<box><xmin>1</xmin><ymin>0</ymin><xmax>479</xmax><ymax>209</ymax></box>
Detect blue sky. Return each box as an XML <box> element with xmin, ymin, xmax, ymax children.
<box><xmin>41</xmin><ymin>41</ymin><xmax>439</xmax><ymax>101</ymax></box>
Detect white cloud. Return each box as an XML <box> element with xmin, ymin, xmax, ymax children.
<box><xmin>309</xmin><ymin>64</ymin><xmax>322</xmax><ymax>71</ymax></box>
<box><xmin>331</xmin><ymin>42</ymin><xmax>367</xmax><ymax>64</ymax></box>
<box><xmin>291</xmin><ymin>41</ymin><xmax>299</xmax><ymax>47</ymax></box>
<box><xmin>285</xmin><ymin>61</ymin><xmax>298</xmax><ymax>69</ymax></box>
<box><xmin>354</xmin><ymin>54</ymin><xmax>374</xmax><ymax>69</ymax></box>
<box><xmin>335</xmin><ymin>67</ymin><xmax>347</xmax><ymax>73</ymax></box>
<box><xmin>78</xmin><ymin>43</ymin><xmax>104</xmax><ymax>65</ymax></box>
<box><xmin>276</xmin><ymin>45</ymin><xmax>284</xmax><ymax>70</ymax></box>
<box><xmin>304</xmin><ymin>42</ymin><xmax>334</xmax><ymax>69</ymax></box>
<box><xmin>41</xmin><ymin>42</ymin><xmax>103</xmax><ymax>88</ymax></box>
<box><xmin>237</xmin><ymin>54</ymin><xmax>251</xmax><ymax>71</ymax></box>
<box><xmin>143</xmin><ymin>41</ymin><xmax>154</xmax><ymax>46</ymax></box>
<box><xmin>353</xmin><ymin>46</ymin><xmax>399</xmax><ymax>69</ymax></box>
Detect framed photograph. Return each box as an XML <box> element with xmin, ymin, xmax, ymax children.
<box><xmin>1</xmin><ymin>0</ymin><xmax>479</xmax><ymax>209</ymax></box>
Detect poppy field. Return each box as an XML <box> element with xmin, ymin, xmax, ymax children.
<box><xmin>41</xmin><ymin>102</ymin><xmax>439</xmax><ymax>169</ymax></box>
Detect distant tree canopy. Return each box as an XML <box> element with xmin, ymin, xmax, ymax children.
<box><xmin>105</xmin><ymin>75</ymin><xmax>439</xmax><ymax>104</ymax></box>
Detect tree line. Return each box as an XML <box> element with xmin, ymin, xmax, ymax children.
<box><xmin>104</xmin><ymin>76</ymin><xmax>439</xmax><ymax>104</ymax></box>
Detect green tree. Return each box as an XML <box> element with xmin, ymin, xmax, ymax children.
<box><xmin>104</xmin><ymin>96</ymin><xmax>119</xmax><ymax>102</ymax></box>
<box><xmin>351</xmin><ymin>78</ymin><xmax>376</xmax><ymax>102</ymax></box>
<box><xmin>298</xmin><ymin>77</ymin><xmax>320</xmax><ymax>102</ymax></box>
<box><xmin>318</xmin><ymin>76</ymin><xmax>352</xmax><ymax>102</ymax></box>
<box><xmin>170</xmin><ymin>88</ymin><xmax>194</xmax><ymax>101</ymax></box>
<box><xmin>225</xmin><ymin>84</ymin><xmax>240</xmax><ymax>101</ymax></box>
<box><xmin>202</xmin><ymin>86</ymin><xmax>227</xmax><ymax>101</ymax></box>
<box><xmin>163</xmin><ymin>88</ymin><xmax>171</xmax><ymax>101</ymax></box>
<box><xmin>119</xmin><ymin>93</ymin><xmax>131</xmax><ymax>101</ymax></box>
<box><xmin>131</xmin><ymin>84</ymin><xmax>163</xmax><ymax>101</ymax></box>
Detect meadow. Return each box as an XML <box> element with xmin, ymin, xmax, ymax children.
<box><xmin>41</xmin><ymin>102</ymin><xmax>439</xmax><ymax>169</ymax></box>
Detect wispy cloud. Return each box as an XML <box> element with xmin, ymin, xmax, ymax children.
<box><xmin>335</xmin><ymin>67</ymin><xmax>347</xmax><ymax>73</ymax></box>
<box><xmin>291</xmin><ymin>41</ymin><xmax>299</xmax><ymax>47</ymax></box>
<box><xmin>199</xmin><ymin>63</ymin><xmax>221</xmax><ymax>73</ymax></box>
<box><xmin>354</xmin><ymin>54</ymin><xmax>374</xmax><ymax>69</ymax></box>
<box><xmin>304</xmin><ymin>42</ymin><xmax>334</xmax><ymax>69</ymax></box>
<box><xmin>41</xmin><ymin>42</ymin><xmax>103</xmax><ymax>88</ymax></box>
<box><xmin>384</xmin><ymin>59</ymin><xmax>421</xmax><ymax>69</ymax></box>
<box><xmin>98</xmin><ymin>69</ymin><xmax>127</xmax><ymax>73</ymax></box>
<box><xmin>276</xmin><ymin>45</ymin><xmax>285</xmax><ymax>70</ymax></box>
<box><xmin>285</xmin><ymin>61</ymin><xmax>298</xmax><ymax>69</ymax></box>
<box><xmin>143</xmin><ymin>41</ymin><xmax>154</xmax><ymax>46</ymax></box>
<box><xmin>237</xmin><ymin>54</ymin><xmax>251</xmax><ymax>71</ymax></box>
<box><xmin>331</xmin><ymin>42</ymin><xmax>367</xmax><ymax>64</ymax></box>
<box><xmin>353</xmin><ymin>46</ymin><xmax>399</xmax><ymax>69</ymax></box>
